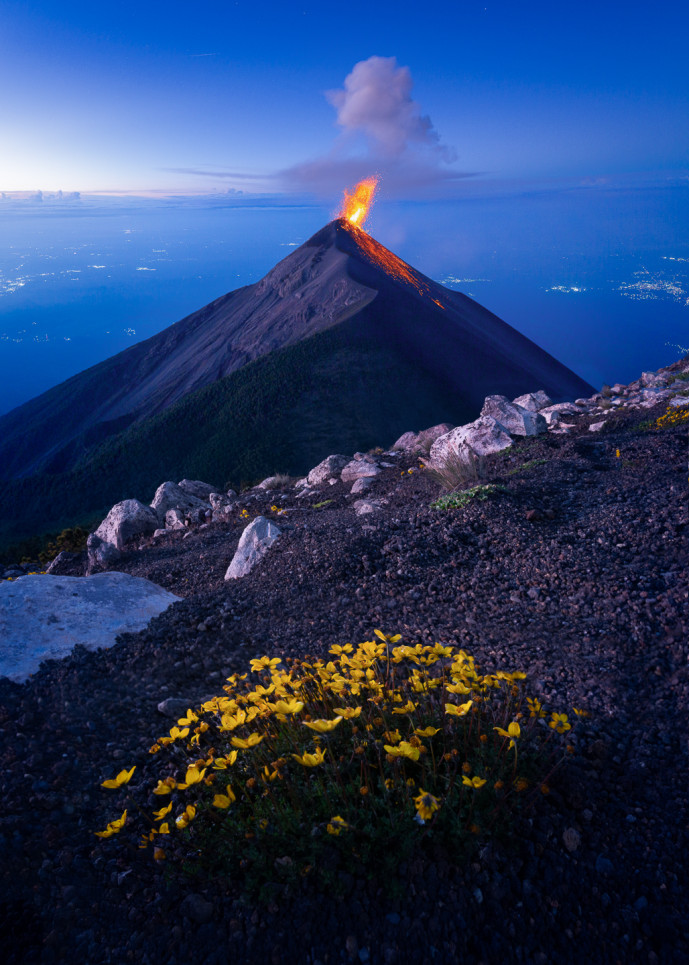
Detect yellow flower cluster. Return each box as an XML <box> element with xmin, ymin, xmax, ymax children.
<box><xmin>94</xmin><ymin>630</ymin><xmax>585</xmax><ymax>880</ymax></box>
<box><xmin>655</xmin><ymin>404</ymin><xmax>689</xmax><ymax>429</ymax></box>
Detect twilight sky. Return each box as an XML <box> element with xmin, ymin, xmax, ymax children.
<box><xmin>1</xmin><ymin>0</ymin><xmax>688</xmax><ymax>198</ymax></box>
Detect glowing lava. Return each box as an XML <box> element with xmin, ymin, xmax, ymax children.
<box><xmin>339</xmin><ymin>177</ymin><xmax>378</xmax><ymax>228</ymax></box>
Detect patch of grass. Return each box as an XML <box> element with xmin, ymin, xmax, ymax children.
<box><xmin>506</xmin><ymin>458</ymin><xmax>547</xmax><ymax>476</ymax></box>
<box><xmin>424</xmin><ymin>447</ymin><xmax>486</xmax><ymax>492</ymax></box>
<box><xmin>312</xmin><ymin>499</ymin><xmax>333</xmax><ymax>509</ymax></box>
<box><xmin>93</xmin><ymin>632</ymin><xmax>585</xmax><ymax>898</ymax></box>
<box><xmin>431</xmin><ymin>483</ymin><xmax>506</xmax><ymax>511</ymax></box>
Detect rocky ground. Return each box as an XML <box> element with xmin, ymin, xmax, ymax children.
<box><xmin>0</xmin><ymin>367</ymin><xmax>687</xmax><ymax>965</ymax></box>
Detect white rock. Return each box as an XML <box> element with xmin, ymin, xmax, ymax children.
<box><xmin>481</xmin><ymin>395</ymin><xmax>547</xmax><ymax>436</ymax></box>
<box><xmin>0</xmin><ymin>573</ymin><xmax>181</xmax><ymax>682</ymax></box>
<box><xmin>391</xmin><ymin>430</ymin><xmax>418</xmax><ymax>450</ymax></box>
<box><xmin>429</xmin><ymin>416</ymin><xmax>513</xmax><ymax>465</ymax></box>
<box><xmin>165</xmin><ymin>508</ymin><xmax>186</xmax><ymax>531</ymax></box>
<box><xmin>151</xmin><ymin>482</ymin><xmax>206</xmax><ymax>520</ymax></box>
<box><xmin>669</xmin><ymin>396</ymin><xmax>689</xmax><ymax>408</ymax></box>
<box><xmin>224</xmin><ymin>516</ymin><xmax>281</xmax><ymax>580</ymax></box>
<box><xmin>256</xmin><ymin>475</ymin><xmax>286</xmax><ymax>490</ymax></box>
<box><xmin>178</xmin><ymin>479</ymin><xmax>217</xmax><ymax>499</ymax></box>
<box><xmin>86</xmin><ymin>533</ymin><xmax>121</xmax><ymax>571</ymax></box>
<box><xmin>351</xmin><ymin>476</ymin><xmax>373</xmax><ymax>494</ymax></box>
<box><xmin>353</xmin><ymin>499</ymin><xmax>380</xmax><ymax>516</ymax></box>
<box><xmin>341</xmin><ymin>459</ymin><xmax>381</xmax><ymax>484</ymax></box>
<box><xmin>512</xmin><ymin>390</ymin><xmax>553</xmax><ymax>412</ymax></box>
<box><xmin>306</xmin><ymin>454</ymin><xmax>348</xmax><ymax>486</ymax></box>
<box><xmin>416</xmin><ymin>423</ymin><xmax>455</xmax><ymax>452</ymax></box>
<box><xmin>94</xmin><ymin>499</ymin><xmax>160</xmax><ymax>551</ymax></box>
<box><xmin>588</xmin><ymin>421</ymin><xmax>606</xmax><ymax>432</ymax></box>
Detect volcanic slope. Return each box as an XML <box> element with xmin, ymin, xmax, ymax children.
<box><xmin>0</xmin><ymin>218</ymin><xmax>592</xmax><ymax>482</ymax></box>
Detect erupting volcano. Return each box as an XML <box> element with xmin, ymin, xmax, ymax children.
<box><xmin>0</xmin><ymin>202</ymin><xmax>593</xmax><ymax>502</ymax></box>
<box><xmin>338</xmin><ymin>177</ymin><xmax>378</xmax><ymax>228</ymax></box>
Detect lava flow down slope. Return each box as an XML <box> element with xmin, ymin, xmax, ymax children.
<box><xmin>0</xmin><ymin>204</ymin><xmax>592</xmax><ymax>485</ymax></box>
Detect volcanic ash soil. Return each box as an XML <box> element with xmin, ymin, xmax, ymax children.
<box><xmin>0</xmin><ymin>400</ymin><xmax>687</xmax><ymax>965</ymax></box>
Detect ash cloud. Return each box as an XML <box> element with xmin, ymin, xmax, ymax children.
<box><xmin>281</xmin><ymin>56</ymin><xmax>471</xmax><ymax>199</ymax></box>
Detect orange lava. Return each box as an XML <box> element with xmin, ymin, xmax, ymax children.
<box><xmin>350</xmin><ymin>225</ymin><xmax>430</xmax><ymax>298</ymax></box>
<box><xmin>339</xmin><ymin>178</ymin><xmax>378</xmax><ymax>228</ymax></box>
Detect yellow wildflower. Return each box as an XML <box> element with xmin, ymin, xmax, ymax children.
<box><xmin>250</xmin><ymin>656</ymin><xmax>282</xmax><ymax>673</ymax></box>
<box><xmin>177</xmin><ymin>764</ymin><xmax>207</xmax><ymax>789</ymax></box>
<box><xmin>153</xmin><ymin>847</ymin><xmax>166</xmax><ymax>862</ymax></box>
<box><xmin>153</xmin><ymin>803</ymin><xmax>172</xmax><ymax>821</ymax></box>
<box><xmin>326</xmin><ymin>816</ymin><xmax>349</xmax><ymax>836</ymax></box>
<box><xmin>212</xmin><ymin>784</ymin><xmax>236</xmax><ymax>809</ymax></box>
<box><xmin>152</xmin><ymin>777</ymin><xmax>176</xmax><ymax>795</ymax></box>
<box><xmin>302</xmin><ymin>717</ymin><xmax>343</xmax><ymax>733</ymax></box>
<box><xmin>549</xmin><ymin>713</ymin><xmax>571</xmax><ymax>733</ymax></box>
<box><xmin>391</xmin><ymin>700</ymin><xmax>416</xmax><ymax>715</ymax></box>
<box><xmin>414</xmin><ymin>789</ymin><xmax>441</xmax><ymax>821</ymax></box>
<box><xmin>384</xmin><ymin>741</ymin><xmax>421</xmax><ymax>761</ymax></box>
<box><xmin>101</xmin><ymin>766</ymin><xmax>136</xmax><ymax>789</ymax></box>
<box><xmin>177</xmin><ymin>709</ymin><xmax>198</xmax><ymax>725</ymax></box>
<box><xmin>445</xmin><ymin>700</ymin><xmax>473</xmax><ymax>717</ymax></box>
<box><xmin>332</xmin><ymin>706</ymin><xmax>362</xmax><ymax>719</ymax></box>
<box><xmin>94</xmin><ymin>810</ymin><xmax>127</xmax><ymax>838</ymax></box>
<box><xmin>213</xmin><ymin>751</ymin><xmax>239</xmax><ymax>769</ymax></box>
<box><xmin>462</xmin><ymin>776</ymin><xmax>487</xmax><ymax>789</ymax></box>
<box><xmin>230</xmin><ymin>732</ymin><xmax>265</xmax><ymax>749</ymax></box>
<box><xmin>175</xmin><ymin>805</ymin><xmax>196</xmax><ymax>829</ymax></box>
<box><xmin>271</xmin><ymin>698</ymin><xmax>305</xmax><ymax>715</ymax></box>
<box><xmin>494</xmin><ymin>721</ymin><xmax>521</xmax><ymax>747</ymax></box>
<box><xmin>292</xmin><ymin>747</ymin><xmax>326</xmax><ymax>767</ymax></box>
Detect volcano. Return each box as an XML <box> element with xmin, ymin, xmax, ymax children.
<box><xmin>0</xmin><ymin>218</ymin><xmax>592</xmax><ymax>485</ymax></box>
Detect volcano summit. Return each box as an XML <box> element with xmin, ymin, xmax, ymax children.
<box><xmin>0</xmin><ymin>219</ymin><xmax>592</xmax><ymax>550</ymax></box>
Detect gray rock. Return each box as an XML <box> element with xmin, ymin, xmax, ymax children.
<box><xmin>0</xmin><ymin>573</ymin><xmax>180</xmax><ymax>682</ymax></box>
<box><xmin>669</xmin><ymin>395</ymin><xmax>689</xmax><ymax>408</ymax></box>
<box><xmin>46</xmin><ymin>551</ymin><xmax>77</xmax><ymax>574</ymax></box>
<box><xmin>481</xmin><ymin>395</ymin><xmax>547</xmax><ymax>436</ymax></box>
<box><xmin>391</xmin><ymin>430</ymin><xmax>418</xmax><ymax>450</ymax></box>
<box><xmin>540</xmin><ymin>402</ymin><xmax>581</xmax><ymax>426</ymax></box>
<box><xmin>562</xmin><ymin>827</ymin><xmax>581</xmax><ymax>852</ymax></box>
<box><xmin>429</xmin><ymin>416</ymin><xmax>513</xmax><ymax>465</ymax></box>
<box><xmin>353</xmin><ymin>499</ymin><xmax>380</xmax><ymax>516</ymax></box>
<box><xmin>86</xmin><ymin>533</ymin><xmax>122</xmax><ymax>572</ymax></box>
<box><xmin>224</xmin><ymin>516</ymin><xmax>281</xmax><ymax>580</ymax></box>
<box><xmin>588</xmin><ymin>420</ymin><xmax>606</xmax><ymax>432</ymax></box>
<box><xmin>165</xmin><ymin>508</ymin><xmax>186</xmax><ymax>531</ymax></box>
<box><xmin>94</xmin><ymin>499</ymin><xmax>160</xmax><ymax>550</ymax></box>
<box><xmin>306</xmin><ymin>454</ymin><xmax>348</xmax><ymax>486</ymax></box>
<box><xmin>341</xmin><ymin>457</ymin><xmax>381</xmax><ymax>484</ymax></box>
<box><xmin>226</xmin><ymin>488</ymin><xmax>238</xmax><ymax>500</ymax></box>
<box><xmin>152</xmin><ymin>528</ymin><xmax>168</xmax><ymax>539</ymax></box>
<box><xmin>157</xmin><ymin>697</ymin><xmax>198</xmax><ymax>719</ymax></box>
<box><xmin>351</xmin><ymin>476</ymin><xmax>373</xmax><ymax>494</ymax></box>
<box><xmin>416</xmin><ymin>423</ymin><xmax>454</xmax><ymax>453</ymax></box>
<box><xmin>178</xmin><ymin>479</ymin><xmax>217</xmax><ymax>499</ymax></box>
<box><xmin>151</xmin><ymin>482</ymin><xmax>206</xmax><ymax>520</ymax></box>
<box><xmin>512</xmin><ymin>390</ymin><xmax>552</xmax><ymax>412</ymax></box>
<box><xmin>639</xmin><ymin>371</ymin><xmax>667</xmax><ymax>388</ymax></box>
<box><xmin>256</xmin><ymin>475</ymin><xmax>286</xmax><ymax>490</ymax></box>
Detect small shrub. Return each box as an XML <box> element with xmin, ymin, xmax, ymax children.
<box><xmin>93</xmin><ymin>632</ymin><xmax>584</xmax><ymax>896</ymax></box>
<box><xmin>506</xmin><ymin>458</ymin><xmax>547</xmax><ymax>476</ymax></box>
<box><xmin>424</xmin><ymin>446</ymin><xmax>486</xmax><ymax>492</ymax></box>
<box><xmin>38</xmin><ymin>526</ymin><xmax>89</xmax><ymax>564</ymax></box>
<box><xmin>312</xmin><ymin>499</ymin><xmax>333</xmax><ymax>509</ymax></box>
<box><xmin>431</xmin><ymin>484</ymin><xmax>506</xmax><ymax>511</ymax></box>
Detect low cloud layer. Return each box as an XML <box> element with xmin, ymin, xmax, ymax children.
<box><xmin>281</xmin><ymin>56</ymin><xmax>471</xmax><ymax>199</ymax></box>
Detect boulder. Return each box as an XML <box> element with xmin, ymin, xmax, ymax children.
<box><xmin>256</xmin><ymin>475</ymin><xmax>287</xmax><ymax>490</ymax></box>
<box><xmin>178</xmin><ymin>479</ymin><xmax>217</xmax><ymax>499</ymax></box>
<box><xmin>391</xmin><ymin>430</ymin><xmax>418</xmax><ymax>451</ymax></box>
<box><xmin>224</xmin><ymin>516</ymin><xmax>281</xmax><ymax>580</ymax></box>
<box><xmin>165</xmin><ymin>508</ymin><xmax>186</xmax><ymax>531</ymax></box>
<box><xmin>94</xmin><ymin>499</ymin><xmax>159</xmax><ymax>551</ymax></box>
<box><xmin>151</xmin><ymin>482</ymin><xmax>207</xmax><ymax>520</ymax></box>
<box><xmin>416</xmin><ymin>423</ymin><xmax>454</xmax><ymax>453</ymax></box>
<box><xmin>353</xmin><ymin>499</ymin><xmax>380</xmax><ymax>516</ymax></box>
<box><xmin>86</xmin><ymin>534</ymin><xmax>122</xmax><ymax>572</ymax></box>
<box><xmin>512</xmin><ymin>390</ymin><xmax>552</xmax><ymax>412</ymax></box>
<box><xmin>46</xmin><ymin>551</ymin><xmax>78</xmax><ymax>574</ymax></box>
<box><xmin>351</xmin><ymin>476</ymin><xmax>373</xmax><ymax>494</ymax></box>
<box><xmin>0</xmin><ymin>573</ymin><xmax>180</xmax><ymax>682</ymax></box>
<box><xmin>481</xmin><ymin>396</ymin><xmax>547</xmax><ymax>437</ymax></box>
<box><xmin>539</xmin><ymin>402</ymin><xmax>580</xmax><ymax>426</ymax></box>
<box><xmin>341</xmin><ymin>455</ymin><xmax>381</xmax><ymax>484</ymax></box>
<box><xmin>306</xmin><ymin>455</ymin><xmax>348</xmax><ymax>486</ymax></box>
<box><xmin>429</xmin><ymin>417</ymin><xmax>513</xmax><ymax>465</ymax></box>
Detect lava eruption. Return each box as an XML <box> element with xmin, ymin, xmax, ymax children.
<box><xmin>338</xmin><ymin>177</ymin><xmax>378</xmax><ymax>228</ymax></box>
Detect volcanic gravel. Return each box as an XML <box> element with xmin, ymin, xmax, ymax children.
<box><xmin>0</xmin><ymin>400</ymin><xmax>687</xmax><ymax>965</ymax></box>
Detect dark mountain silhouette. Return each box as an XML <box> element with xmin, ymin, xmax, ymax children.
<box><xmin>0</xmin><ymin>218</ymin><xmax>591</xmax><ymax>482</ymax></box>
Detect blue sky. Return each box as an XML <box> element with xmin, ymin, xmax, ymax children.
<box><xmin>2</xmin><ymin>0</ymin><xmax>688</xmax><ymax>198</ymax></box>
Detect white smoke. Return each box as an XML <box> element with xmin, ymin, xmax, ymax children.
<box><xmin>327</xmin><ymin>55</ymin><xmax>454</xmax><ymax>161</ymax></box>
<box><xmin>281</xmin><ymin>55</ymin><xmax>469</xmax><ymax>199</ymax></box>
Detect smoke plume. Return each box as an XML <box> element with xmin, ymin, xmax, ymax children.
<box><xmin>281</xmin><ymin>56</ymin><xmax>470</xmax><ymax>199</ymax></box>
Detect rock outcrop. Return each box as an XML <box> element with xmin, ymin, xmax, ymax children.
<box><xmin>224</xmin><ymin>516</ymin><xmax>282</xmax><ymax>580</ymax></box>
<box><xmin>0</xmin><ymin>573</ymin><xmax>180</xmax><ymax>682</ymax></box>
<box><xmin>94</xmin><ymin>499</ymin><xmax>159</xmax><ymax>551</ymax></box>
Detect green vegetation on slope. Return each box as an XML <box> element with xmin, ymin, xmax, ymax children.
<box><xmin>0</xmin><ymin>317</ymin><xmax>468</xmax><ymax>559</ymax></box>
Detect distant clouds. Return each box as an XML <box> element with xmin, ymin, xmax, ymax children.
<box><xmin>280</xmin><ymin>56</ymin><xmax>472</xmax><ymax>200</ymax></box>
